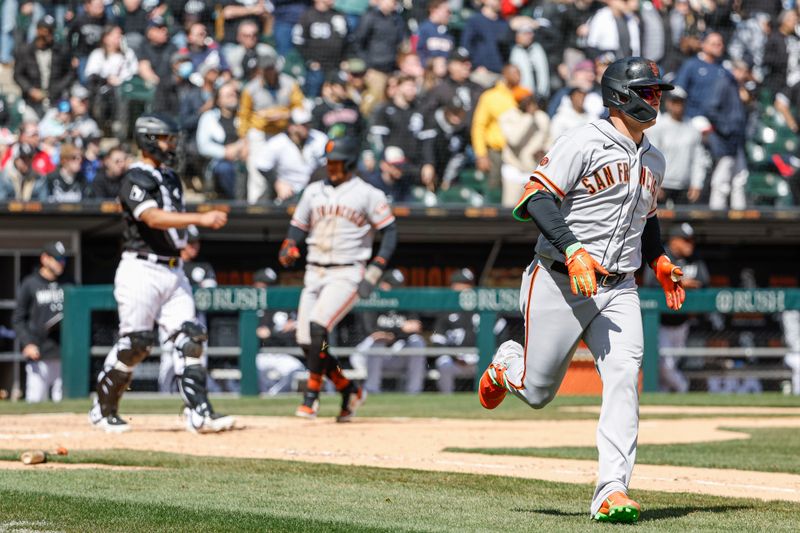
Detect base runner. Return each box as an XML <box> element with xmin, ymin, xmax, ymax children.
<box><xmin>478</xmin><ymin>57</ymin><xmax>686</xmax><ymax>523</ymax></box>
<box><xmin>279</xmin><ymin>136</ymin><xmax>398</xmax><ymax>422</ymax></box>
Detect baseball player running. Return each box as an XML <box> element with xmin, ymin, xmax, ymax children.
<box><xmin>279</xmin><ymin>136</ymin><xmax>397</xmax><ymax>422</ymax></box>
<box><xmin>89</xmin><ymin>114</ymin><xmax>234</xmax><ymax>434</ymax></box>
<box><xmin>478</xmin><ymin>57</ymin><xmax>685</xmax><ymax>524</ymax></box>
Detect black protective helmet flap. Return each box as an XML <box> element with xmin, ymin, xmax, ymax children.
<box><xmin>601</xmin><ymin>57</ymin><xmax>674</xmax><ymax>122</ymax></box>
<box><xmin>135</xmin><ymin>113</ymin><xmax>180</xmax><ymax>164</ymax></box>
<box><xmin>325</xmin><ymin>137</ymin><xmax>359</xmax><ymax>170</ymax></box>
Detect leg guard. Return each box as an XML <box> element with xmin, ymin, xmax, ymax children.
<box><xmin>179</xmin><ymin>364</ymin><xmax>235</xmax><ymax>433</ymax></box>
<box><xmin>96</xmin><ymin>368</ymin><xmax>133</xmax><ymax>417</ymax></box>
<box><xmin>172</xmin><ymin>321</ymin><xmax>208</xmax><ymax>360</ymax></box>
<box><xmin>178</xmin><ymin>364</ymin><xmax>212</xmax><ymax>415</ymax></box>
<box><xmin>117</xmin><ymin>330</ymin><xmax>155</xmax><ymax>367</ymax></box>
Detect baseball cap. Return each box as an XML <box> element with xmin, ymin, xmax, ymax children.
<box><xmin>345</xmin><ymin>57</ymin><xmax>367</xmax><ymax>74</ymax></box>
<box><xmin>445</xmin><ymin>94</ymin><xmax>466</xmax><ymax>113</ymax></box>
<box><xmin>383</xmin><ymin>146</ymin><xmax>406</xmax><ymax>165</ymax></box>
<box><xmin>257</xmin><ymin>47</ymin><xmax>279</xmax><ymax>69</ymax></box>
<box><xmin>253</xmin><ymin>267</ymin><xmax>278</xmax><ymax>285</ymax></box>
<box><xmin>691</xmin><ymin>115</ymin><xmax>713</xmax><ymax>134</ymax></box>
<box><xmin>669</xmin><ymin>85</ymin><xmax>688</xmax><ymax>100</ymax></box>
<box><xmin>325</xmin><ymin>70</ymin><xmax>348</xmax><ymax>86</ymax></box>
<box><xmin>147</xmin><ymin>15</ymin><xmax>167</xmax><ymax>29</ymax></box>
<box><xmin>669</xmin><ymin>222</ymin><xmax>695</xmax><ymax>241</ymax></box>
<box><xmin>448</xmin><ymin>47</ymin><xmax>471</xmax><ymax>62</ymax></box>
<box><xmin>42</xmin><ymin>240</ymin><xmax>67</xmax><ymax>260</ymax></box>
<box><xmin>290</xmin><ymin>107</ymin><xmax>312</xmax><ymax>125</ymax></box>
<box><xmin>199</xmin><ymin>59</ymin><xmax>221</xmax><ymax>77</ymax></box>
<box><xmin>70</xmin><ymin>83</ymin><xmax>90</xmax><ymax>100</ymax></box>
<box><xmin>37</xmin><ymin>14</ymin><xmax>56</xmax><ymax>31</ymax></box>
<box><xmin>171</xmin><ymin>49</ymin><xmax>191</xmax><ymax>65</ymax></box>
<box><xmin>517</xmin><ymin>23</ymin><xmax>535</xmax><ymax>34</ymax></box>
<box><xmin>381</xmin><ymin>268</ymin><xmax>405</xmax><ymax>288</ymax></box>
<box><xmin>450</xmin><ymin>268</ymin><xmax>475</xmax><ymax>285</ymax></box>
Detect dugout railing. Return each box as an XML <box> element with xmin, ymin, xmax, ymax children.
<box><xmin>61</xmin><ymin>285</ymin><xmax>800</xmax><ymax>398</ymax></box>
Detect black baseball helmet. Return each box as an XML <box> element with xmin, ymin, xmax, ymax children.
<box><xmin>601</xmin><ymin>57</ymin><xmax>674</xmax><ymax>123</ymax></box>
<box><xmin>134</xmin><ymin>113</ymin><xmax>179</xmax><ymax>165</ymax></box>
<box><xmin>325</xmin><ymin>136</ymin><xmax>359</xmax><ymax>170</ymax></box>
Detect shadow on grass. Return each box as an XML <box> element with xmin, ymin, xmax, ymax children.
<box><xmin>510</xmin><ymin>504</ymin><xmax>752</xmax><ymax>521</ymax></box>
<box><xmin>641</xmin><ymin>504</ymin><xmax>751</xmax><ymax>522</ymax></box>
<box><xmin>511</xmin><ymin>507</ymin><xmax>585</xmax><ymax>517</ymax></box>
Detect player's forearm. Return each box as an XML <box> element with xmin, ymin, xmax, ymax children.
<box><xmin>140</xmin><ymin>209</ymin><xmax>207</xmax><ymax>231</ymax></box>
<box><xmin>375</xmin><ymin>222</ymin><xmax>397</xmax><ymax>263</ymax></box>
<box><xmin>286</xmin><ymin>224</ymin><xmax>308</xmax><ymax>245</ymax></box>
<box><xmin>526</xmin><ymin>192</ymin><xmax>579</xmax><ymax>255</ymax></box>
<box><xmin>641</xmin><ymin>215</ymin><xmax>666</xmax><ymax>266</ymax></box>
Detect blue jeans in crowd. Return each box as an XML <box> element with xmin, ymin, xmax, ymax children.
<box><xmin>303</xmin><ymin>65</ymin><xmax>325</xmax><ymax>97</ymax></box>
<box><xmin>271</xmin><ymin>19</ymin><xmax>295</xmax><ymax>58</ymax></box>
<box><xmin>210</xmin><ymin>159</ymin><xmax>238</xmax><ymax>199</ymax></box>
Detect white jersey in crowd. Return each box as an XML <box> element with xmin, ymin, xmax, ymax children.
<box><xmin>255</xmin><ymin>129</ymin><xmax>329</xmax><ymax>194</ymax></box>
<box><xmin>290</xmin><ymin>176</ymin><xmax>395</xmax><ymax>264</ymax></box>
<box><xmin>532</xmin><ymin>119</ymin><xmax>665</xmax><ymax>273</ymax></box>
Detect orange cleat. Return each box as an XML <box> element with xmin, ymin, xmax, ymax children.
<box><xmin>478</xmin><ymin>363</ymin><xmax>508</xmax><ymax>410</ymax></box>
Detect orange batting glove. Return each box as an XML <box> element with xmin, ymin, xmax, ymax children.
<box><xmin>278</xmin><ymin>238</ymin><xmax>301</xmax><ymax>267</ymax></box>
<box><xmin>651</xmin><ymin>255</ymin><xmax>686</xmax><ymax>310</ymax></box>
<box><xmin>565</xmin><ymin>244</ymin><xmax>609</xmax><ymax>297</ymax></box>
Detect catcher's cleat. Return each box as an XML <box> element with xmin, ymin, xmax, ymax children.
<box><xmin>183</xmin><ymin>407</ymin><xmax>236</xmax><ymax>434</ymax></box>
<box><xmin>478</xmin><ymin>363</ymin><xmax>508</xmax><ymax>409</ymax></box>
<box><xmin>89</xmin><ymin>405</ymin><xmax>130</xmax><ymax>433</ymax></box>
<box><xmin>592</xmin><ymin>492</ymin><xmax>641</xmax><ymax>523</ymax></box>
<box><xmin>336</xmin><ymin>385</ymin><xmax>366</xmax><ymax>423</ymax></box>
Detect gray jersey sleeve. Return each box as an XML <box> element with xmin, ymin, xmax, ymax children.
<box><xmin>531</xmin><ymin>136</ymin><xmax>587</xmax><ymax>200</ymax></box>
<box><xmin>366</xmin><ymin>188</ymin><xmax>395</xmax><ymax>229</ymax></box>
<box><xmin>290</xmin><ymin>186</ymin><xmax>314</xmax><ymax>232</ymax></box>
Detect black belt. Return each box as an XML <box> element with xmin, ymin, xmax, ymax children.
<box><xmin>132</xmin><ymin>252</ymin><xmax>180</xmax><ymax>268</ymax></box>
<box><xmin>549</xmin><ymin>260</ymin><xmax>626</xmax><ymax>287</ymax></box>
<box><xmin>307</xmin><ymin>262</ymin><xmax>357</xmax><ymax>268</ymax></box>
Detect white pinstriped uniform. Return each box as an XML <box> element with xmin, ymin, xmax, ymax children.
<box><xmin>104</xmin><ymin>162</ymin><xmax>197</xmax><ymax>376</ymax></box>
<box><xmin>290</xmin><ymin>176</ymin><xmax>394</xmax><ymax>344</ymax></box>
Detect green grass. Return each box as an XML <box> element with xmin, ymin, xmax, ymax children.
<box><xmin>0</xmin><ymin>392</ymin><xmax>799</xmax><ymax>420</ymax></box>
<box><xmin>447</xmin><ymin>427</ymin><xmax>800</xmax><ymax>474</ymax></box>
<box><xmin>0</xmin><ymin>451</ymin><xmax>799</xmax><ymax>532</ymax></box>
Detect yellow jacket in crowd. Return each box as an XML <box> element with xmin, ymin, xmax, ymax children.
<box><xmin>471</xmin><ymin>81</ymin><xmax>518</xmax><ymax>158</ymax></box>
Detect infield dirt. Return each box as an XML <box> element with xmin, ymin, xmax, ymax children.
<box><xmin>2</xmin><ymin>410</ymin><xmax>800</xmax><ymax>502</ymax></box>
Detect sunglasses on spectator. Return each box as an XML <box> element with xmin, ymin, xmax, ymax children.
<box><xmin>632</xmin><ymin>86</ymin><xmax>662</xmax><ymax>101</ymax></box>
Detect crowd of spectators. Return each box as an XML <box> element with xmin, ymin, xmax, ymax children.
<box><xmin>0</xmin><ymin>0</ymin><xmax>799</xmax><ymax>208</ymax></box>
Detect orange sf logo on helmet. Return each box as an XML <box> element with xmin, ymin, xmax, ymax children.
<box><xmin>325</xmin><ymin>140</ymin><xmax>335</xmax><ymax>154</ymax></box>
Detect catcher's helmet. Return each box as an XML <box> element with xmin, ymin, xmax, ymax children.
<box><xmin>325</xmin><ymin>136</ymin><xmax>359</xmax><ymax>170</ymax></box>
<box><xmin>601</xmin><ymin>57</ymin><xmax>674</xmax><ymax>123</ymax></box>
<box><xmin>135</xmin><ymin>113</ymin><xmax>179</xmax><ymax>165</ymax></box>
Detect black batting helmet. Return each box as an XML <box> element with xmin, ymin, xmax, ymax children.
<box><xmin>601</xmin><ymin>57</ymin><xmax>674</xmax><ymax>123</ymax></box>
<box><xmin>325</xmin><ymin>136</ymin><xmax>359</xmax><ymax>170</ymax></box>
<box><xmin>134</xmin><ymin>113</ymin><xmax>179</xmax><ymax>165</ymax></box>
